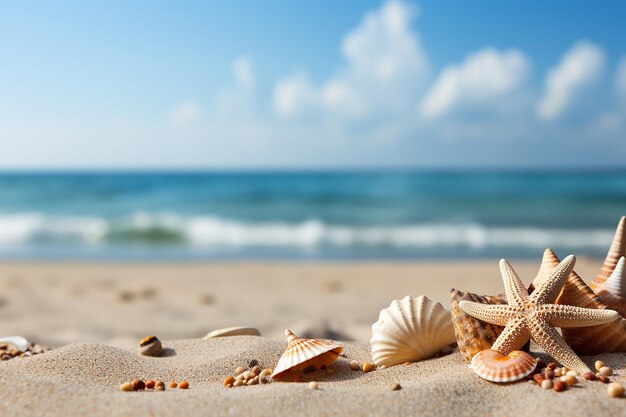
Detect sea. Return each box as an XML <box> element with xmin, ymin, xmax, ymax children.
<box><xmin>0</xmin><ymin>171</ymin><xmax>624</xmax><ymax>261</ymax></box>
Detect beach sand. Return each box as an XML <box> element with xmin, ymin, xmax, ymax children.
<box><xmin>1</xmin><ymin>260</ymin><xmax>625</xmax><ymax>416</ymax></box>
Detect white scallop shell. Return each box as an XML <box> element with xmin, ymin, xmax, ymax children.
<box><xmin>370</xmin><ymin>295</ymin><xmax>455</xmax><ymax>367</ymax></box>
<box><xmin>271</xmin><ymin>330</ymin><xmax>343</xmax><ymax>380</ymax></box>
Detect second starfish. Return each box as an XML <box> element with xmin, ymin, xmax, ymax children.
<box><xmin>459</xmin><ymin>255</ymin><xmax>620</xmax><ymax>374</ymax></box>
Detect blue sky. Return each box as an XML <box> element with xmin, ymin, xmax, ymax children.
<box><xmin>1</xmin><ymin>0</ymin><xmax>626</xmax><ymax>169</ymax></box>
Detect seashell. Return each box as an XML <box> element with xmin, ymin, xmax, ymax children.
<box><xmin>591</xmin><ymin>216</ymin><xmax>626</xmax><ymax>291</ymax></box>
<box><xmin>534</xmin><ymin>249</ymin><xmax>626</xmax><ymax>355</ymax></box>
<box><xmin>450</xmin><ymin>289</ymin><xmax>507</xmax><ymax>362</ymax></box>
<box><xmin>595</xmin><ymin>256</ymin><xmax>626</xmax><ymax>317</ymax></box>
<box><xmin>370</xmin><ymin>295</ymin><xmax>456</xmax><ymax>367</ymax></box>
<box><xmin>470</xmin><ymin>349</ymin><xmax>536</xmax><ymax>383</ymax></box>
<box><xmin>0</xmin><ymin>336</ymin><xmax>29</xmax><ymax>352</ymax></box>
<box><xmin>271</xmin><ymin>330</ymin><xmax>343</xmax><ymax>380</ymax></box>
<box><xmin>138</xmin><ymin>335</ymin><xmax>163</xmax><ymax>356</ymax></box>
<box><xmin>203</xmin><ymin>327</ymin><xmax>261</xmax><ymax>339</ymax></box>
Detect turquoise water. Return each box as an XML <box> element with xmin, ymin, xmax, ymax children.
<box><xmin>0</xmin><ymin>171</ymin><xmax>624</xmax><ymax>260</ymax></box>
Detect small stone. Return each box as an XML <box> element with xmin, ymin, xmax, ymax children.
<box><xmin>131</xmin><ymin>378</ymin><xmax>145</xmax><ymax>391</ymax></box>
<box><xmin>362</xmin><ymin>362</ymin><xmax>374</xmax><ymax>373</ymax></box>
<box><xmin>561</xmin><ymin>367</ymin><xmax>569</xmax><ymax>374</ymax></box>
<box><xmin>155</xmin><ymin>385</ymin><xmax>165</xmax><ymax>391</ymax></box>
<box><xmin>390</xmin><ymin>383</ymin><xmax>402</xmax><ymax>391</ymax></box>
<box><xmin>252</xmin><ymin>365</ymin><xmax>262</xmax><ymax>375</ymax></box>
<box><xmin>235</xmin><ymin>366</ymin><xmax>245</xmax><ymax>375</ymax></box>
<box><xmin>583</xmin><ymin>372</ymin><xmax>596</xmax><ymax>381</ymax></box>
<box><xmin>223</xmin><ymin>376</ymin><xmax>235</xmax><ymax>387</ymax></box>
<box><xmin>248</xmin><ymin>359</ymin><xmax>259</xmax><ymax>368</ymax></box>
<box><xmin>155</xmin><ymin>380</ymin><xmax>165</xmax><ymax>389</ymax></box>
<box><xmin>233</xmin><ymin>380</ymin><xmax>244</xmax><ymax>387</ymax></box>
<box><xmin>350</xmin><ymin>360</ymin><xmax>360</xmax><ymax>371</ymax></box>
<box><xmin>547</xmin><ymin>362</ymin><xmax>557</xmax><ymax>370</ymax></box>
<box><xmin>554</xmin><ymin>368</ymin><xmax>563</xmax><ymax>377</ymax></box>
<box><xmin>138</xmin><ymin>335</ymin><xmax>163</xmax><ymax>357</ymax></box>
<box><xmin>533</xmin><ymin>374</ymin><xmax>545</xmax><ymax>384</ymax></box>
<box><xmin>178</xmin><ymin>381</ymin><xmax>189</xmax><ymax>389</ymax></box>
<box><xmin>119</xmin><ymin>382</ymin><xmax>133</xmax><ymax>392</ymax></box>
<box><xmin>308</xmin><ymin>381</ymin><xmax>318</xmax><ymax>390</ymax></box>
<box><xmin>259</xmin><ymin>376</ymin><xmax>268</xmax><ymax>384</ymax></box>
<box><xmin>599</xmin><ymin>366</ymin><xmax>613</xmax><ymax>377</ymax></box>
<box><xmin>553</xmin><ymin>380</ymin><xmax>567</xmax><ymax>392</ymax></box>
<box><xmin>243</xmin><ymin>371</ymin><xmax>251</xmax><ymax>380</ymax></box>
<box><xmin>607</xmin><ymin>382</ymin><xmax>625</xmax><ymax>398</ymax></box>
<box><xmin>145</xmin><ymin>380</ymin><xmax>155</xmax><ymax>389</ymax></box>
<box><xmin>595</xmin><ymin>360</ymin><xmax>605</xmax><ymax>372</ymax></box>
<box><xmin>560</xmin><ymin>375</ymin><xmax>577</xmax><ymax>387</ymax></box>
<box><xmin>566</xmin><ymin>370</ymin><xmax>579</xmax><ymax>376</ymax></box>
<box><xmin>544</xmin><ymin>369</ymin><xmax>554</xmax><ymax>379</ymax></box>
<box><xmin>168</xmin><ymin>381</ymin><xmax>178</xmax><ymax>389</ymax></box>
<box><xmin>598</xmin><ymin>375</ymin><xmax>611</xmax><ymax>384</ymax></box>
<box><xmin>260</xmin><ymin>369</ymin><xmax>272</xmax><ymax>378</ymax></box>
<box><xmin>541</xmin><ymin>379</ymin><xmax>553</xmax><ymax>390</ymax></box>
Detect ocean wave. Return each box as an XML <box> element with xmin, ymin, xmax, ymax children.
<box><xmin>0</xmin><ymin>212</ymin><xmax>615</xmax><ymax>251</ymax></box>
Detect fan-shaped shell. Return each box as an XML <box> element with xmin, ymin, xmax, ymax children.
<box><xmin>450</xmin><ymin>289</ymin><xmax>508</xmax><ymax>362</ymax></box>
<box><xmin>534</xmin><ymin>249</ymin><xmax>626</xmax><ymax>355</ymax></box>
<box><xmin>591</xmin><ymin>216</ymin><xmax>626</xmax><ymax>291</ymax></box>
<box><xmin>370</xmin><ymin>295</ymin><xmax>455</xmax><ymax>367</ymax></box>
<box><xmin>271</xmin><ymin>330</ymin><xmax>343</xmax><ymax>380</ymax></box>
<box><xmin>471</xmin><ymin>349</ymin><xmax>536</xmax><ymax>383</ymax></box>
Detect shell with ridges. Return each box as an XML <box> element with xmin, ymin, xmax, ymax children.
<box><xmin>471</xmin><ymin>349</ymin><xmax>536</xmax><ymax>383</ymax></box>
<box><xmin>271</xmin><ymin>330</ymin><xmax>343</xmax><ymax>380</ymax></box>
<box><xmin>370</xmin><ymin>295</ymin><xmax>455</xmax><ymax>367</ymax></box>
<box><xmin>532</xmin><ymin>248</ymin><xmax>626</xmax><ymax>355</ymax></box>
<box><xmin>591</xmin><ymin>216</ymin><xmax>626</xmax><ymax>291</ymax></box>
<box><xmin>450</xmin><ymin>289</ymin><xmax>507</xmax><ymax>362</ymax></box>
<box><xmin>595</xmin><ymin>256</ymin><xmax>626</xmax><ymax>317</ymax></box>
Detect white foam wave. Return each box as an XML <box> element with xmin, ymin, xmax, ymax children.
<box><xmin>0</xmin><ymin>212</ymin><xmax>615</xmax><ymax>250</ymax></box>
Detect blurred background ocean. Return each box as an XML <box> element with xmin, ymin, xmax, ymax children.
<box><xmin>0</xmin><ymin>171</ymin><xmax>623</xmax><ymax>260</ymax></box>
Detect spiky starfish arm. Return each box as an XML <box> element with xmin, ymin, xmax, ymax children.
<box><xmin>529</xmin><ymin>318</ymin><xmax>590</xmax><ymax>374</ymax></box>
<box><xmin>458</xmin><ymin>301</ymin><xmax>514</xmax><ymax>326</ymax></box>
<box><xmin>530</xmin><ymin>254</ymin><xmax>575</xmax><ymax>304</ymax></box>
<box><xmin>491</xmin><ymin>319</ymin><xmax>530</xmax><ymax>355</ymax></box>
<box><xmin>537</xmin><ymin>304</ymin><xmax>620</xmax><ymax>327</ymax></box>
<box><xmin>499</xmin><ymin>259</ymin><xmax>529</xmax><ymax>307</ymax></box>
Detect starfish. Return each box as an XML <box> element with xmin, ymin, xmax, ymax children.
<box><xmin>459</xmin><ymin>255</ymin><xmax>620</xmax><ymax>374</ymax></box>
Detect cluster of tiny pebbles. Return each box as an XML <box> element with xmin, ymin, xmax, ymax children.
<box><xmin>119</xmin><ymin>378</ymin><xmax>189</xmax><ymax>392</ymax></box>
<box><xmin>527</xmin><ymin>359</ymin><xmax>618</xmax><ymax>396</ymax></box>
<box><xmin>0</xmin><ymin>342</ymin><xmax>51</xmax><ymax>361</ymax></box>
<box><xmin>349</xmin><ymin>360</ymin><xmax>376</xmax><ymax>373</ymax></box>
<box><xmin>223</xmin><ymin>360</ymin><xmax>272</xmax><ymax>388</ymax></box>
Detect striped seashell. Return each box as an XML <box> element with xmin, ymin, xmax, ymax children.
<box><xmin>595</xmin><ymin>256</ymin><xmax>626</xmax><ymax>317</ymax></box>
<box><xmin>271</xmin><ymin>330</ymin><xmax>343</xmax><ymax>380</ymax></box>
<box><xmin>450</xmin><ymin>289</ymin><xmax>509</xmax><ymax>362</ymax></box>
<box><xmin>470</xmin><ymin>349</ymin><xmax>536</xmax><ymax>383</ymax></box>
<box><xmin>535</xmin><ymin>249</ymin><xmax>626</xmax><ymax>355</ymax></box>
<box><xmin>591</xmin><ymin>216</ymin><xmax>626</xmax><ymax>291</ymax></box>
<box><xmin>370</xmin><ymin>295</ymin><xmax>456</xmax><ymax>367</ymax></box>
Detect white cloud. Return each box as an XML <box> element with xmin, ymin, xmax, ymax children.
<box><xmin>168</xmin><ymin>100</ymin><xmax>201</xmax><ymax>125</ymax></box>
<box><xmin>537</xmin><ymin>41</ymin><xmax>605</xmax><ymax>120</ymax></box>
<box><xmin>233</xmin><ymin>56</ymin><xmax>255</xmax><ymax>90</ymax></box>
<box><xmin>420</xmin><ymin>48</ymin><xmax>530</xmax><ymax>118</ymax></box>
<box><xmin>272</xmin><ymin>0</ymin><xmax>427</xmax><ymax>120</ymax></box>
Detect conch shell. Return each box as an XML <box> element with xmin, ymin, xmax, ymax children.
<box><xmin>450</xmin><ymin>289</ymin><xmax>507</xmax><ymax>362</ymax></box>
<box><xmin>271</xmin><ymin>330</ymin><xmax>343</xmax><ymax>380</ymax></box>
<box><xmin>370</xmin><ymin>295</ymin><xmax>456</xmax><ymax>367</ymax></box>
<box><xmin>591</xmin><ymin>216</ymin><xmax>626</xmax><ymax>291</ymax></box>
<box><xmin>595</xmin><ymin>256</ymin><xmax>626</xmax><ymax>317</ymax></box>
<box><xmin>531</xmin><ymin>248</ymin><xmax>626</xmax><ymax>355</ymax></box>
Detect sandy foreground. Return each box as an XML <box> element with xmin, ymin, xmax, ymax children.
<box><xmin>0</xmin><ymin>260</ymin><xmax>625</xmax><ymax>416</ymax></box>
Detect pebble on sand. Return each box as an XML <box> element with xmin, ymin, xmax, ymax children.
<box><xmin>168</xmin><ymin>381</ymin><xmax>178</xmax><ymax>389</ymax></box>
<box><xmin>308</xmin><ymin>381</ymin><xmax>318</xmax><ymax>390</ymax></box>
<box><xmin>362</xmin><ymin>362</ymin><xmax>374</xmax><ymax>373</ymax></box>
<box><xmin>390</xmin><ymin>383</ymin><xmax>402</xmax><ymax>391</ymax></box>
<box><xmin>138</xmin><ymin>336</ymin><xmax>163</xmax><ymax>357</ymax></box>
<box><xmin>350</xmin><ymin>360</ymin><xmax>360</xmax><ymax>371</ymax></box>
<box><xmin>119</xmin><ymin>382</ymin><xmax>133</xmax><ymax>392</ymax></box>
<box><xmin>541</xmin><ymin>379</ymin><xmax>553</xmax><ymax>390</ymax></box>
<box><xmin>178</xmin><ymin>381</ymin><xmax>189</xmax><ymax>389</ymax></box>
<box><xmin>607</xmin><ymin>382</ymin><xmax>625</xmax><ymax>398</ymax></box>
